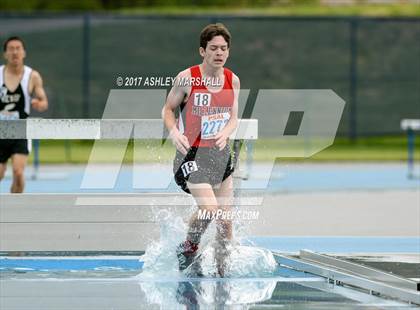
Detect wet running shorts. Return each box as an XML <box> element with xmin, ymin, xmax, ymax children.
<box><xmin>173</xmin><ymin>145</ymin><xmax>234</xmax><ymax>194</ymax></box>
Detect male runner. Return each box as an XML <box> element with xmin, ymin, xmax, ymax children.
<box><xmin>162</xmin><ymin>23</ymin><xmax>240</xmax><ymax>277</ymax></box>
<box><xmin>0</xmin><ymin>36</ymin><xmax>48</xmax><ymax>193</ymax></box>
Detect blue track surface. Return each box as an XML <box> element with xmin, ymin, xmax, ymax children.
<box><xmin>0</xmin><ymin>258</ymin><xmax>143</xmax><ymax>271</ymax></box>
<box><xmin>258</xmin><ymin>165</ymin><xmax>420</xmax><ymax>192</ymax></box>
<box><xmin>0</xmin><ymin>257</ymin><xmax>312</xmax><ymax>279</ymax></box>
<box><xmin>246</xmin><ymin>236</ymin><xmax>420</xmax><ymax>253</ymax></box>
<box><xmin>1</xmin><ymin>164</ymin><xmax>418</xmax><ymax>193</ymax></box>
<box><xmin>1</xmin><ymin>236</ymin><xmax>418</xmax><ymax>272</ymax></box>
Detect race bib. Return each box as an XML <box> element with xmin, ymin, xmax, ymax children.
<box><xmin>0</xmin><ymin>111</ymin><xmax>19</xmax><ymax>120</ymax></box>
<box><xmin>193</xmin><ymin>93</ymin><xmax>212</xmax><ymax>107</ymax></box>
<box><xmin>201</xmin><ymin>112</ymin><xmax>230</xmax><ymax>140</ymax></box>
<box><xmin>181</xmin><ymin>161</ymin><xmax>198</xmax><ymax>177</ymax></box>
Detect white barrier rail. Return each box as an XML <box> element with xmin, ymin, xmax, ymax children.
<box><xmin>0</xmin><ymin>119</ymin><xmax>258</xmax><ymax>140</ymax></box>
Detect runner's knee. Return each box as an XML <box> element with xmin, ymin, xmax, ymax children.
<box><xmin>12</xmin><ymin>167</ymin><xmax>24</xmax><ymax>180</ymax></box>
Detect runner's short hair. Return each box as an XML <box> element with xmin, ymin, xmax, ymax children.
<box><xmin>200</xmin><ymin>23</ymin><xmax>231</xmax><ymax>49</ymax></box>
<box><xmin>3</xmin><ymin>36</ymin><xmax>26</xmax><ymax>52</ymax></box>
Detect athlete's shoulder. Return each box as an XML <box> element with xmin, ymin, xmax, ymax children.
<box><xmin>224</xmin><ymin>67</ymin><xmax>239</xmax><ymax>78</ymax></box>
<box><xmin>224</xmin><ymin>66</ymin><xmax>237</xmax><ymax>75</ymax></box>
<box><xmin>232</xmin><ymin>72</ymin><xmax>240</xmax><ymax>87</ymax></box>
<box><xmin>171</xmin><ymin>68</ymin><xmax>193</xmax><ymax>98</ymax></box>
<box><xmin>224</xmin><ymin>67</ymin><xmax>240</xmax><ymax>89</ymax></box>
<box><xmin>176</xmin><ymin>67</ymin><xmax>192</xmax><ymax>80</ymax></box>
<box><xmin>29</xmin><ymin>69</ymin><xmax>43</xmax><ymax>83</ymax></box>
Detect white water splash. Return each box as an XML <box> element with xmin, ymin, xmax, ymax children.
<box><xmin>198</xmin><ymin>245</ymin><xmax>277</xmax><ymax>278</ymax></box>
<box><xmin>136</xmin><ymin>208</ymin><xmax>277</xmax><ymax>279</ymax></box>
<box><xmin>137</xmin><ymin>209</ymin><xmax>186</xmax><ymax>279</ymax></box>
<box><xmin>136</xmin><ymin>208</ymin><xmax>278</xmax><ymax>307</ymax></box>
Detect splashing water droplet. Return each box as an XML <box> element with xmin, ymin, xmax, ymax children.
<box><xmin>137</xmin><ymin>209</ymin><xmax>276</xmax><ymax>279</ymax></box>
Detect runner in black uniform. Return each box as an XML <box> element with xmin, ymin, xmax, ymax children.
<box><xmin>162</xmin><ymin>24</ymin><xmax>240</xmax><ymax>277</ymax></box>
<box><xmin>0</xmin><ymin>36</ymin><xmax>48</xmax><ymax>193</ymax></box>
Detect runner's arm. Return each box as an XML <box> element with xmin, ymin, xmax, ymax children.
<box><xmin>214</xmin><ymin>74</ymin><xmax>240</xmax><ymax>150</ymax></box>
<box><xmin>30</xmin><ymin>70</ymin><xmax>48</xmax><ymax>112</ymax></box>
<box><xmin>162</xmin><ymin>70</ymin><xmax>191</xmax><ymax>155</ymax></box>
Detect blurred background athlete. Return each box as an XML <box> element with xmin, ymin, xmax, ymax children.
<box><xmin>0</xmin><ymin>36</ymin><xmax>48</xmax><ymax>193</ymax></box>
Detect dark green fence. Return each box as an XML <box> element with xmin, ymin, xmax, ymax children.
<box><xmin>1</xmin><ymin>14</ymin><xmax>419</xmax><ymax>138</ymax></box>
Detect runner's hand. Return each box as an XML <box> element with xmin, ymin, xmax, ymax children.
<box><xmin>170</xmin><ymin>128</ymin><xmax>190</xmax><ymax>155</ymax></box>
<box><xmin>214</xmin><ymin>131</ymin><xmax>228</xmax><ymax>151</ymax></box>
<box><xmin>31</xmin><ymin>98</ymin><xmax>47</xmax><ymax>112</ymax></box>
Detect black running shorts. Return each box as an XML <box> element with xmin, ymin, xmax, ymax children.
<box><xmin>173</xmin><ymin>145</ymin><xmax>234</xmax><ymax>194</ymax></box>
<box><xmin>0</xmin><ymin>139</ymin><xmax>29</xmax><ymax>163</ymax></box>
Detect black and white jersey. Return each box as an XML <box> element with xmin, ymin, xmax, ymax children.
<box><xmin>0</xmin><ymin>65</ymin><xmax>32</xmax><ymax>120</ymax></box>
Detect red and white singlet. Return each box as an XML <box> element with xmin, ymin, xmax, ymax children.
<box><xmin>178</xmin><ymin>65</ymin><xmax>235</xmax><ymax>148</ymax></box>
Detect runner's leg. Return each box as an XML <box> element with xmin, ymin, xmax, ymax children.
<box><xmin>186</xmin><ymin>183</ymin><xmax>218</xmax><ymax>244</ymax></box>
<box><xmin>0</xmin><ymin>162</ymin><xmax>7</xmax><ymax>182</ymax></box>
<box><xmin>213</xmin><ymin>175</ymin><xmax>234</xmax><ymax>276</ymax></box>
<box><xmin>11</xmin><ymin>154</ymin><xmax>27</xmax><ymax>193</ymax></box>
